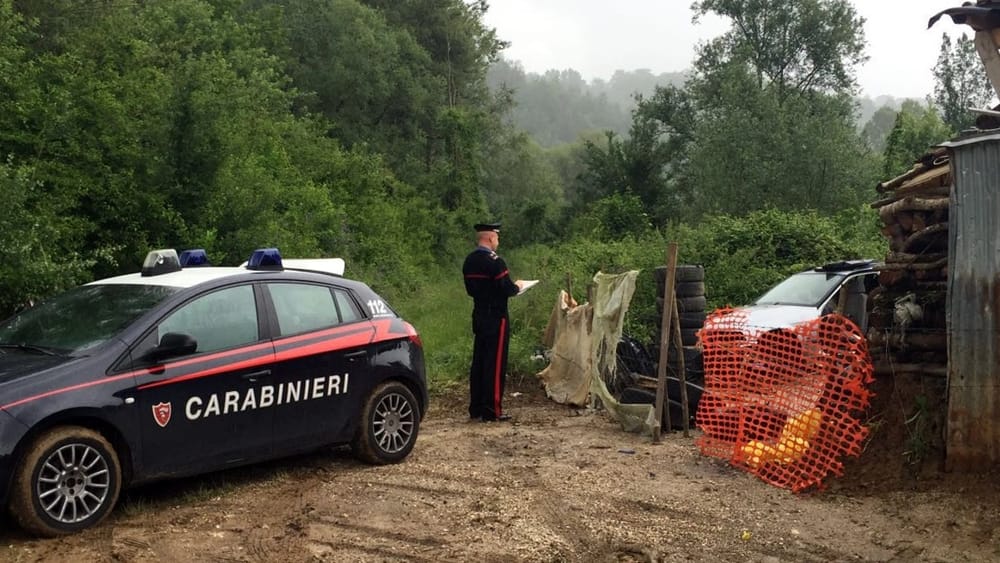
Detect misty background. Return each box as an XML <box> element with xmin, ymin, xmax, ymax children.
<box><xmin>486</xmin><ymin>61</ymin><xmax>910</xmax><ymax>148</ymax></box>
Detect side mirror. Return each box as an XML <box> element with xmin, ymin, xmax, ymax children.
<box><xmin>144</xmin><ymin>332</ymin><xmax>197</xmax><ymax>362</ymax></box>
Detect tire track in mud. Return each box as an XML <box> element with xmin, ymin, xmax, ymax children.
<box><xmin>296</xmin><ymin>427</ymin><xmax>514</xmax><ymax>561</ymax></box>
<box><xmin>5</xmin><ymin>385</ymin><xmax>1000</xmax><ymax>562</ymax></box>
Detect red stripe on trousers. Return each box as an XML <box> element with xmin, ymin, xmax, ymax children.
<box><xmin>494</xmin><ymin>318</ymin><xmax>506</xmax><ymax>416</ymax></box>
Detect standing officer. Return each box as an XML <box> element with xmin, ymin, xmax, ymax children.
<box><xmin>463</xmin><ymin>222</ymin><xmax>524</xmax><ymax>422</ymax></box>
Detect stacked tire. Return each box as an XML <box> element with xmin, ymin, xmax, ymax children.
<box><xmin>615</xmin><ymin>265</ymin><xmax>708</xmax><ymax>431</ymax></box>
<box><xmin>652</xmin><ymin>265</ymin><xmax>706</xmax><ymax>383</ymax></box>
<box><xmin>614</xmin><ymin>334</ymin><xmax>705</xmax><ymax>431</ymax></box>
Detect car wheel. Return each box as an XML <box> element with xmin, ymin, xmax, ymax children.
<box><xmin>9</xmin><ymin>426</ymin><xmax>121</xmax><ymax>537</ymax></box>
<box><xmin>352</xmin><ymin>381</ymin><xmax>420</xmax><ymax>465</ymax></box>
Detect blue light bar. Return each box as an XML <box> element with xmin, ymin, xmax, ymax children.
<box><xmin>179</xmin><ymin>249</ymin><xmax>210</xmax><ymax>267</ymax></box>
<box><xmin>247</xmin><ymin>248</ymin><xmax>283</xmax><ymax>270</ymax></box>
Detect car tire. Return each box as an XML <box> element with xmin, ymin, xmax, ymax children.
<box><xmin>656</xmin><ymin>295</ymin><xmax>707</xmax><ymax>314</ymax></box>
<box><xmin>352</xmin><ymin>381</ymin><xmax>420</xmax><ymax>465</ymax></box>
<box><xmin>9</xmin><ymin>426</ymin><xmax>121</xmax><ymax>537</ymax></box>
<box><xmin>679</xmin><ymin>312</ymin><xmax>707</xmax><ymax>329</ymax></box>
<box><xmin>681</xmin><ymin>328</ymin><xmax>700</xmax><ymax>346</ymax></box>
<box><xmin>666</xmin><ymin>346</ymin><xmax>703</xmax><ymax>370</ymax></box>
<box><xmin>675</xmin><ymin>282</ymin><xmax>705</xmax><ymax>298</ymax></box>
<box><xmin>654</xmin><ymin>265</ymin><xmax>704</xmax><ymax>284</ymax></box>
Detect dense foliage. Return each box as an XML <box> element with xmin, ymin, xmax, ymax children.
<box><xmin>0</xmin><ymin>0</ymin><xmax>971</xmax><ymax>384</ymax></box>
<box><xmin>0</xmin><ymin>0</ymin><xmax>507</xmax><ymax>313</ymax></box>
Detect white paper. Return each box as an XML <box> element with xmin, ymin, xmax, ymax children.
<box><xmin>517</xmin><ymin>279</ymin><xmax>540</xmax><ymax>296</ymax></box>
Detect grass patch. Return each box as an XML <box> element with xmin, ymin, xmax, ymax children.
<box><xmin>388</xmin><ymin>263</ymin><xmax>559</xmax><ymax>391</ymax></box>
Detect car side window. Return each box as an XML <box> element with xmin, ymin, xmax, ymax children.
<box><xmin>334</xmin><ymin>289</ymin><xmax>361</xmax><ymax>323</ymax></box>
<box><xmin>158</xmin><ymin>285</ymin><xmax>259</xmax><ymax>355</ymax></box>
<box><xmin>269</xmin><ymin>283</ymin><xmax>353</xmax><ymax>336</ymax></box>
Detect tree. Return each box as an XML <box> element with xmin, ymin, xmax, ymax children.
<box><xmin>575</xmin><ymin>85</ymin><xmax>696</xmax><ymax>227</ymax></box>
<box><xmin>933</xmin><ymin>32</ymin><xmax>995</xmax><ymax>133</ymax></box>
<box><xmin>882</xmin><ymin>100</ymin><xmax>952</xmax><ymax>178</ymax></box>
<box><xmin>685</xmin><ymin>78</ymin><xmax>878</xmax><ymax>217</ymax></box>
<box><xmin>692</xmin><ymin>0</ymin><xmax>867</xmax><ymax>101</ymax></box>
<box><xmin>266</xmin><ymin>0</ymin><xmax>436</xmax><ymax>158</ymax></box>
<box><xmin>479</xmin><ymin>131</ymin><xmax>564</xmax><ymax>247</ymax></box>
<box><xmin>486</xmin><ymin>60</ymin><xmax>631</xmax><ymax>147</ymax></box>
<box><xmin>676</xmin><ymin>0</ymin><xmax>877</xmax><ymax>217</ymax></box>
<box><xmin>262</xmin><ymin>0</ymin><xmax>520</xmax><ymax>254</ymax></box>
<box><xmin>861</xmin><ymin>105</ymin><xmax>899</xmax><ymax>152</ymax></box>
<box><xmin>595</xmin><ymin>69</ymin><xmax>687</xmax><ymax>108</ymax></box>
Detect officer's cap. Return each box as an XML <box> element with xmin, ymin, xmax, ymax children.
<box><xmin>474</xmin><ymin>222</ymin><xmax>501</xmax><ymax>233</ymax></box>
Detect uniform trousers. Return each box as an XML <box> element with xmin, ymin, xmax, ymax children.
<box><xmin>469</xmin><ymin>316</ymin><xmax>510</xmax><ymax>420</ymax></box>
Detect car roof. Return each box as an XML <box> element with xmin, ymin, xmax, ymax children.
<box><xmin>89</xmin><ymin>258</ymin><xmax>350</xmax><ymax>289</ymax></box>
<box><xmin>91</xmin><ymin>267</ymin><xmax>252</xmax><ymax>288</ymax></box>
<box><xmin>808</xmin><ymin>259</ymin><xmax>880</xmax><ymax>274</ymax></box>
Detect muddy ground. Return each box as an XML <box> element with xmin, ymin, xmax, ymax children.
<box><xmin>1</xmin><ymin>380</ymin><xmax>998</xmax><ymax>563</ymax></box>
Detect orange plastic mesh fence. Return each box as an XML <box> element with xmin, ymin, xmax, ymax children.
<box><xmin>695</xmin><ymin>309</ymin><xmax>874</xmax><ymax>492</ymax></box>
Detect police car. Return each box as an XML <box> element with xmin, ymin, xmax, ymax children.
<box><xmin>0</xmin><ymin>248</ymin><xmax>427</xmax><ymax>536</ymax></box>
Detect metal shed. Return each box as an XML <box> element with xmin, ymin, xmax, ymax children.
<box><xmin>940</xmin><ymin>132</ymin><xmax>1000</xmax><ymax>471</ymax></box>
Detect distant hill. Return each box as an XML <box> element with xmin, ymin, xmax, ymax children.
<box><xmin>490</xmin><ymin>58</ymin><xmax>921</xmax><ymax>149</ymax></box>
<box><xmin>487</xmin><ymin>59</ymin><xmax>685</xmax><ymax>147</ymax></box>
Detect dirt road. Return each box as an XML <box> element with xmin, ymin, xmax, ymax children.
<box><xmin>2</xmin><ymin>382</ymin><xmax>998</xmax><ymax>562</ymax></box>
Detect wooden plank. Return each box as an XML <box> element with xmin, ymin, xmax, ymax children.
<box><xmin>897</xmin><ymin>165</ymin><xmax>950</xmax><ymax>191</ymax></box>
<box><xmin>871</xmin><ymin>185</ymin><xmax>950</xmax><ymax>209</ymax></box>
<box><xmin>653</xmin><ymin>243</ymin><xmax>679</xmax><ymax>442</ymax></box>
<box><xmin>876</xmin><ymin>164</ymin><xmax>950</xmax><ymax>197</ymax></box>
<box><xmin>876</xmin><ymin>163</ymin><xmax>926</xmax><ymax>193</ymax></box>
<box><xmin>974</xmin><ymin>30</ymin><xmax>1000</xmax><ymax>100</ymax></box>
<box><xmin>671</xmin><ymin>301</ymin><xmax>690</xmax><ymax>437</ymax></box>
<box><xmin>872</xmin><ymin>362</ymin><xmax>947</xmax><ymax>378</ymax></box>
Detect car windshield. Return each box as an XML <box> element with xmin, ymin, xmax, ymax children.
<box><xmin>0</xmin><ymin>284</ymin><xmax>179</xmax><ymax>354</ymax></box>
<box><xmin>753</xmin><ymin>271</ymin><xmax>845</xmax><ymax>307</ymax></box>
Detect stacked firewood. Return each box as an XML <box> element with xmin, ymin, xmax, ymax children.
<box><xmin>866</xmin><ymin>148</ymin><xmax>950</xmax><ymax>377</ymax></box>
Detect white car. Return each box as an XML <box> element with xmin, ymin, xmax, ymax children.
<box><xmin>704</xmin><ymin>260</ymin><xmax>879</xmax><ymax>335</ymax></box>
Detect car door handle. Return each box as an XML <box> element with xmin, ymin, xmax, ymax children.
<box><xmin>242</xmin><ymin>369</ymin><xmax>271</xmax><ymax>382</ymax></box>
<box><xmin>344</xmin><ymin>351</ymin><xmax>366</xmax><ymax>361</ymax></box>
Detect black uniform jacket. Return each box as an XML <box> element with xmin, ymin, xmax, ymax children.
<box><xmin>462</xmin><ymin>247</ymin><xmax>519</xmax><ymax>333</ymax></box>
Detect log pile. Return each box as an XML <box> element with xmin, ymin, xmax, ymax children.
<box><xmin>868</xmin><ymin>148</ymin><xmax>950</xmax><ymax>376</ymax></box>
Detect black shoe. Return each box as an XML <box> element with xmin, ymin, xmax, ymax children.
<box><xmin>482</xmin><ymin>414</ymin><xmax>512</xmax><ymax>422</ymax></box>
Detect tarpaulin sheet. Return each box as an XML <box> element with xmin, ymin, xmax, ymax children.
<box><xmin>537</xmin><ymin>271</ymin><xmax>657</xmax><ymax>434</ymax></box>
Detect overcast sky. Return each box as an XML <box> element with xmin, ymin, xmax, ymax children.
<box><xmin>482</xmin><ymin>1</ymin><xmax>970</xmax><ymax>99</ymax></box>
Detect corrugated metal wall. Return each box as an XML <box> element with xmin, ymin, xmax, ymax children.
<box><xmin>944</xmin><ymin>133</ymin><xmax>1000</xmax><ymax>471</ymax></box>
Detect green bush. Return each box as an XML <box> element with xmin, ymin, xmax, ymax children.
<box><xmin>392</xmin><ymin>208</ymin><xmax>886</xmax><ymax>389</ymax></box>
<box><xmin>0</xmin><ymin>160</ymin><xmax>94</xmax><ymax>317</ymax></box>
<box><xmin>674</xmin><ymin>207</ymin><xmax>886</xmax><ymax>308</ymax></box>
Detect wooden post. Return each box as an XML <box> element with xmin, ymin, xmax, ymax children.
<box><xmin>672</xmin><ymin>303</ymin><xmax>690</xmax><ymax>437</ymax></box>
<box><xmin>653</xmin><ymin>243</ymin><xmax>679</xmax><ymax>443</ymax></box>
<box><xmin>975</xmin><ymin>30</ymin><xmax>1000</xmax><ymax>100</ymax></box>
<box><xmin>565</xmin><ymin>272</ymin><xmax>573</xmax><ymax>302</ymax></box>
